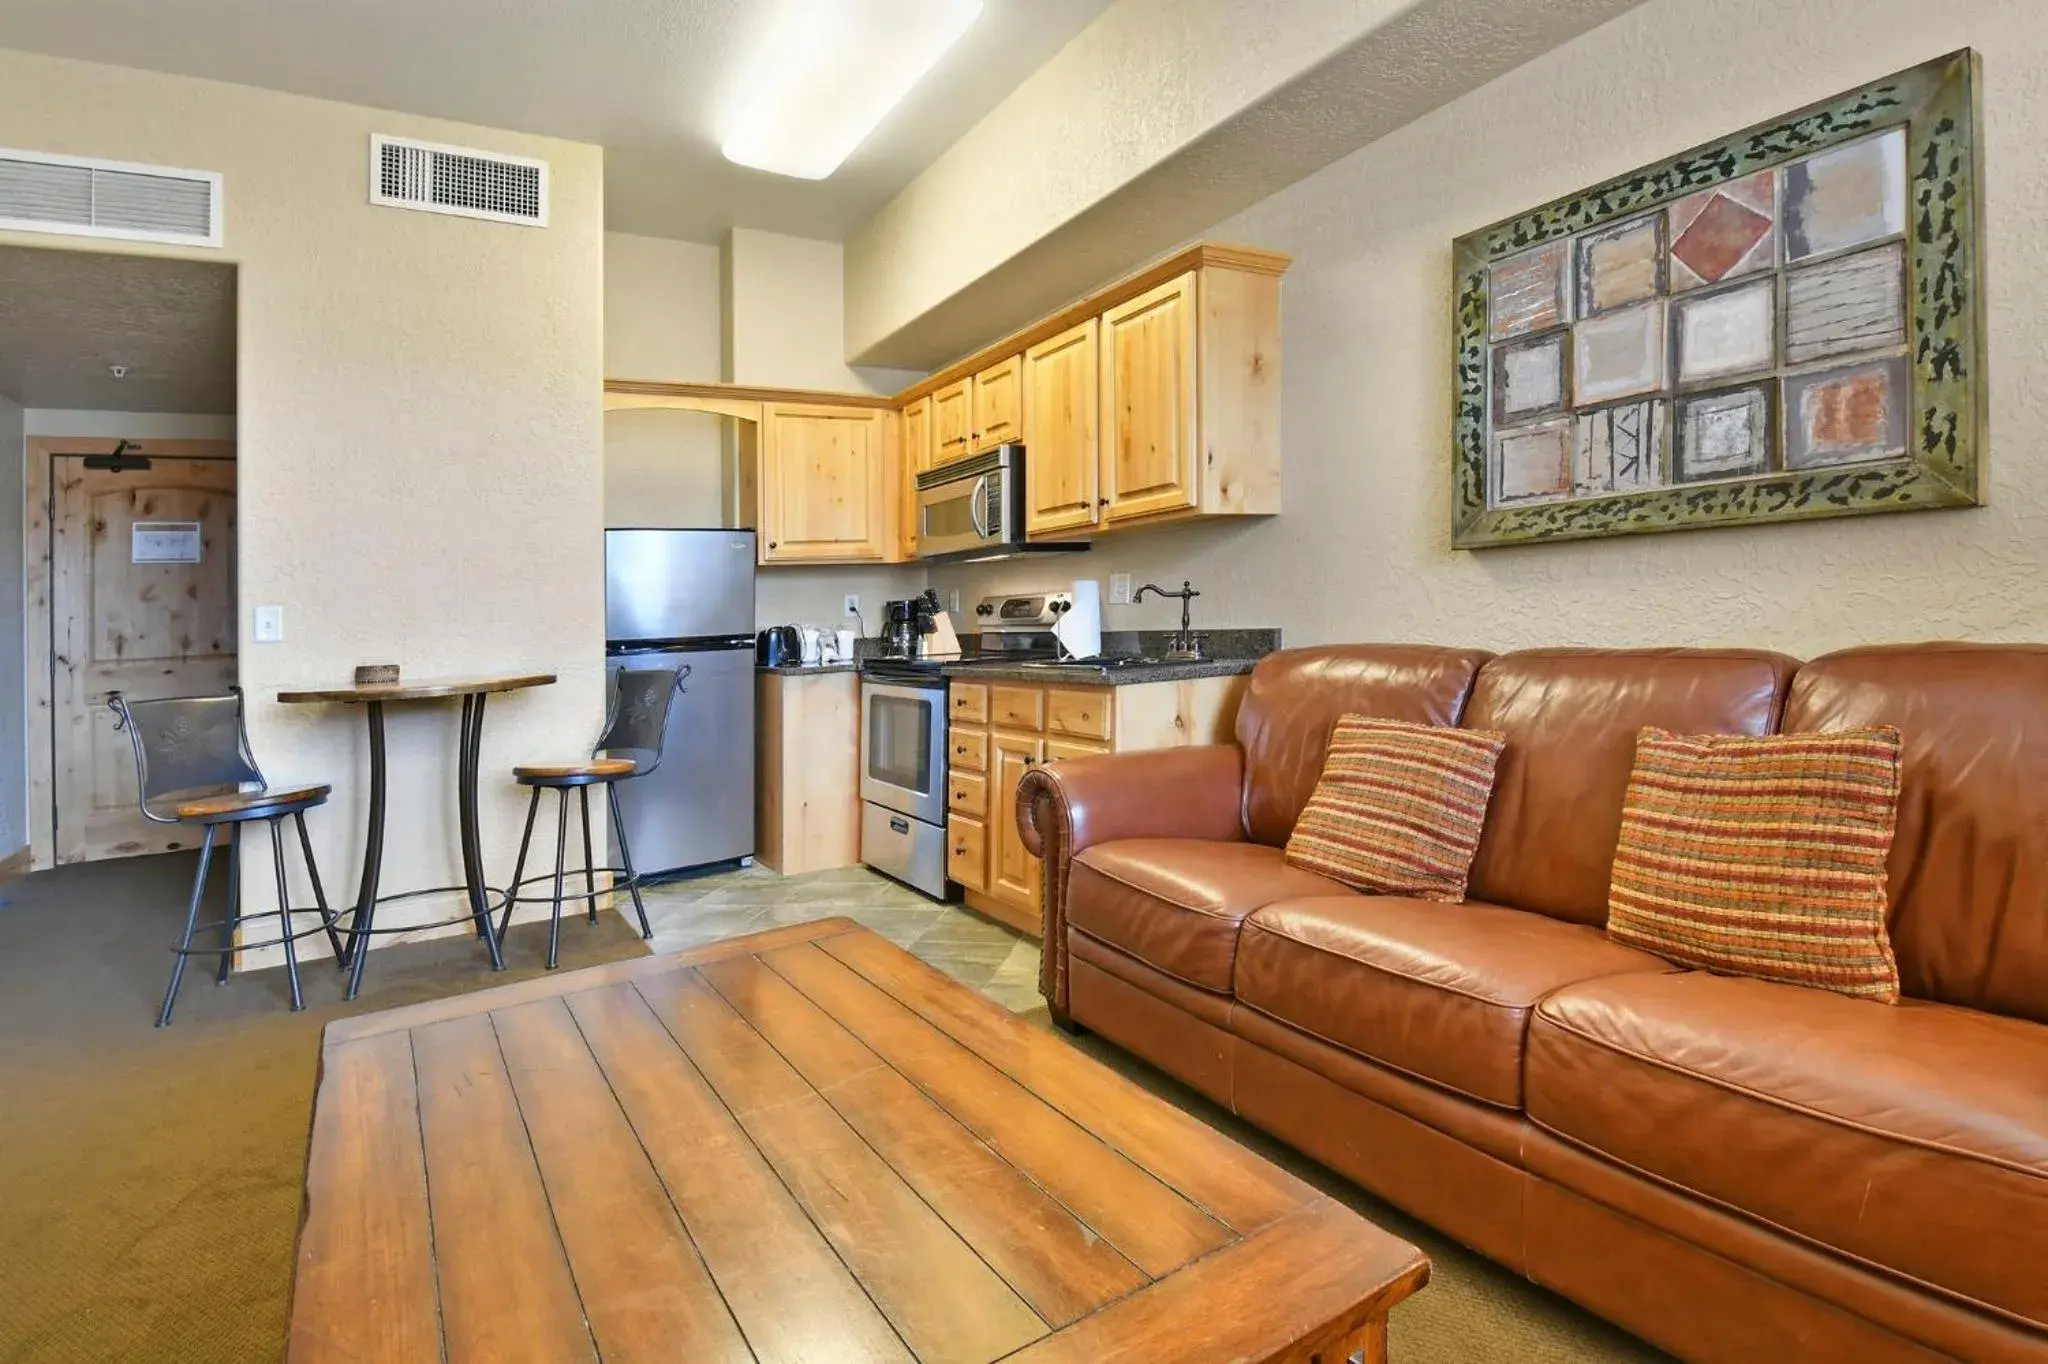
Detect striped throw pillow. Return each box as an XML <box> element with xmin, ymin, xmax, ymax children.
<box><xmin>1606</xmin><ymin>727</ymin><xmax>1902</xmax><ymax>1003</ymax></box>
<box><xmin>1284</xmin><ymin>716</ymin><xmax>1507</xmax><ymax>901</ymax></box>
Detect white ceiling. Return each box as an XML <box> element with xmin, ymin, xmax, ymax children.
<box><xmin>0</xmin><ymin>0</ymin><xmax>1113</xmax><ymax>244</ymax></box>
<box><xmin>0</xmin><ymin>246</ymin><xmax>236</xmax><ymax>412</ymax></box>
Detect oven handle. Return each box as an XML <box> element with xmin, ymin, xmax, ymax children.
<box><xmin>970</xmin><ymin>474</ymin><xmax>991</xmax><ymax>540</ymax></box>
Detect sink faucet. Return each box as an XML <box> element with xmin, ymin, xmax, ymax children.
<box><xmin>1134</xmin><ymin>580</ymin><xmax>1204</xmax><ymax>660</ymax></box>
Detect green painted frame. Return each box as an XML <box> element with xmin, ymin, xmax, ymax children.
<box><xmin>1451</xmin><ymin>49</ymin><xmax>1984</xmax><ymax>550</ymax></box>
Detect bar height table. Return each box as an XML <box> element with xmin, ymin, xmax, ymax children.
<box><xmin>277</xmin><ymin>673</ymin><xmax>556</xmax><ymax>999</ymax></box>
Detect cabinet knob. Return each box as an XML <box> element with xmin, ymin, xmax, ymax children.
<box><xmin>768</xmin><ymin>541</ymin><xmax>778</xmax><ymax>549</ymax></box>
<box><xmin>1097</xmin><ymin>498</ymin><xmax>1108</xmax><ymax>507</ymax></box>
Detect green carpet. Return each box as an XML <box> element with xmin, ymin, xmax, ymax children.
<box><xmin>0</xmin><ymin>852</ymin><xmax>651</xmax><ymax>1363</ymax></box>
<box><xmin>0</xmin><ymin>855</ymin><xmax>1667</xmax><ymax>1363</ymax></box>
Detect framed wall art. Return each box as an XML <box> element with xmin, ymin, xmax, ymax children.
<box><xmin>1450</xmin><ymin>50</ymin><xmax>1983</xmax><ymax>549</ymax></box>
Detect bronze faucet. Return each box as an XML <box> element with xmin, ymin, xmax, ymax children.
<box><xmin>1134</xmin><ymin>580</ymin><xmax>1204</xmax><ymax>660</ymax></box>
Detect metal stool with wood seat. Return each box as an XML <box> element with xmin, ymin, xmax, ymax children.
<box><xmin>497</xmin><ymin>665</ymin><xmax>687</xmax><ymax>968</ymax></box>
<box><xmin>110</xmin><ymin>689</ymin><xmax>344</xmax><ymax>1025</ymax></box>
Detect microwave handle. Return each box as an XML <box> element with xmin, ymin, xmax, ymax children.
<box><xmin>971</xmin><ymin>474</ymin><xmax>992</xmax><ymax>539</ymax></box>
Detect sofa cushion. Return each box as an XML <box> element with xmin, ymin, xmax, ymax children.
<box><xmin>1235</xmin><ymin>645</ymin><xmax>1493</xmax><ymax>847</ymax></box>
<box><xmin>1462</xmin><ymin>648</ymin><xmax>1799</xmax><ymax>926</ymax></box>
<box><xmin>1785</xmin><ymin>643</ymin><xmax>2048</xmax><ymax>1024</ymax></box>
<box><xmin>1235</xmin><ymin>896</ymin><xmax>1671</xmax><ymax>1109</ymax></box>
<box><xmin>1284</xmin><ymin>716</ymin><xmax>1507</xmax><ymax>901</ymax></box>
<box><xmin>1528</xmin><ymin>971</ymin><xmax>2048</xmax><ymax>1328</ymax></box>
<box><xmin>1607</xmin><ymin>726</ymin><xmax>1904</xmax><ymax>1003</ymax></box>
<box><xmin>1067</xmin><ymin>840</ymin><xmax>1348</xmax><ymax>993</ymax></box>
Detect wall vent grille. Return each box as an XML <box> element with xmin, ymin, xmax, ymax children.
<box><xmin>370</xmin><ymin>135</ymin><xmax>547</xmax><ymax>227</ymax></box>
<box><xmin>0</xmin><ymin>149</ymin><xmax>221</xmax><ymax>247</ymax></box>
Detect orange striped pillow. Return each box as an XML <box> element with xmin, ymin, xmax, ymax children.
<box><xmin>1606</xmin><ymin>726</ymin><xmax>1902</xmax><ymax>1003</ymax></box>
<box><xmin>1284</xmin><ymin>716</ymin><xmax>1507</xmax><ymax>901</ymax></box>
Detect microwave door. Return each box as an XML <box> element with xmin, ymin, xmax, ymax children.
<box><xmin>918</xmin><ymin>477</ymin><xmax>991</xmax><ymax>557</ymax></box>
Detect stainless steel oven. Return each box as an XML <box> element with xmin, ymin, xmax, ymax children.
<box><xmin>860</xmin><ymin>674</ymin><xmax>948</xmax><ymax>895</ymax></box>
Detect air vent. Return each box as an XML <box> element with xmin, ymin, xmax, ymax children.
<box><xmin>370</xmin><ymin>135</ymin><xmax>547</xmax><ymax>227</ymax></box>
<box><xmin>0</xmin><ymin>148</ymin><xmax>221</xmax><ymax>247</ymax></box>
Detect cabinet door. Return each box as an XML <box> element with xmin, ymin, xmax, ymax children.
<box><xmin>972</xmin><ymin>354</ymin><xmax>1022</xmax><ymax>450</ymax></box>
<box><xmin>948</xmin><ymin>813</ymin><xmax>988</xmax><ymax>892</ymax></box>
<box><xmin>990</xmin><ymin>730</ymin><xmax>1045</xmax><ymax>912</ymax></box>
<box><xmin>759</xmin><ymin>405</ymin><xmax>888</xmax><ymax>562</ymax></box>
<box><xmin>897</xmin><ymin>396</ymin><xmax>931</xmax><ymax>559</ymax></box>
<box><xmin>932</xmin><ymin>378</ymin><xmax>975</xmax><ymax>465</ymax></box>
<box><xmin>1022</xmin><ymin>320</ymin><xmax>1100</xmax><ymax>535</ymax></box>
<box><xmin>1100</xmin><ymin>270</ymin><xmax>1200</xmax><ymax>524</ymax></box>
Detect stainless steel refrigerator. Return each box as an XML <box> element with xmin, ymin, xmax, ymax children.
<box><xmin>604</xmin><ymin>528</ymin><xmax>756</xmax><ymax>874</ymax></box>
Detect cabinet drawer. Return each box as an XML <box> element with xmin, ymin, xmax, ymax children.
<box><xmin>948</xmin><ymin>814</ymin><xmax>987</xmax><ymax>891</ymax></box>
<box><xmin>948</xmin><ymin>769</ymin><xmax>988</xmax><ymax>819</ymax></box>
<box><xmin>988</xmin><ymin>685</ymin><xmax>1045</xmax><ymax>731</ymax></box>
<box><xmin>1044</xmin><ymin>737</ymin><xmax>1111</xmax><ymax>764</ymax></box>
<box><xmin>1045</xmin><ymin>688</ymin><xmax>1112</xmax><ymax>741</ymax></box>
<box><xmin>949</xmin><ymin>683</ymin><xmax>988</xmax><ymax>724</ymax></box>
<box><xmin>948</xmin><ymin>725</ymin><xmax>988</xmax><ymax>773</ymax></box>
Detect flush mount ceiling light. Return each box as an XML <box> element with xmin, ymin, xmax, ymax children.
<box><xmin>720</xmin><ymin>0</ymin><xmax>984</xmax><ymax>180</ymax></box>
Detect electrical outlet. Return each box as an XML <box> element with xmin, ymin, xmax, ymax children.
<box><xmin>843</xmin><ymin>593</ymin><xmax>860</xmax><ymax>618</ymax></box>
<box><xmin>1108</xmin><ymin>573</ymin><xmax>1133</xmax><ymax>605</ymax></box>
<box><xmin>252</xmin><ymin>605</ymin><xmax>284</xmax><ymax>643</ymax></box>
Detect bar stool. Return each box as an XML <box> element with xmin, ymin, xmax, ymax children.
<box><xmin>498</xmin><ymin>665</ymin><xmax>687</xmax><ymax>967</ymax></box>
<box><xmin>110</xmin><ymin>689</ymin><xmax>344</xmax><ymax>1025</ymax></box>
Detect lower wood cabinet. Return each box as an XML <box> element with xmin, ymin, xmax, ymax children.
<box><xmin>944</xmin><ymin>674</ymin><xmax>1247</xmax><ymax>937</ymax></box>
<box><xmin>756</xmin><ymin>670</ymin><xmax>861</xmax><ymax>875</ymax></box>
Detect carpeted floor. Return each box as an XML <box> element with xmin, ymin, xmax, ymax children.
<box><xmin>0</xmin><ymin>854</ymin><xmax>1668</xmax><ymax>1363</ymax></box>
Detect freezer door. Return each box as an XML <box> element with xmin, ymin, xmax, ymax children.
<box><xmin>607</xmin><ymin>644</ymin><xmax>755</xmax><ymax>874</ymax></box>
<box><xmin>605</xmin><ymin>529</ymin><xmax>756</xmax><ymax>643</ymax></box>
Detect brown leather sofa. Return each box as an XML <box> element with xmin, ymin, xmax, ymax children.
<box><xmin>1018</xmin><ymin>644</ymin><xmax>2048</xmax><ymax>1364</ymax></box>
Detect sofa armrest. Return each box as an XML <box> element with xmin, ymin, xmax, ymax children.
<box><xmin>1016</xmin><ymin>744</ymin><xmax>1247</xmax><ymax>1017</ymax></box>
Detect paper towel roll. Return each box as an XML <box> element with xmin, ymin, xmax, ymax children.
<box><xmin>1054</xmin><ymin>580</ymin><xmax>1103</xmax><ymax>660</ymax></box>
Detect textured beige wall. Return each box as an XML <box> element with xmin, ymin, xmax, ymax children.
<box><xmin>0</xmin><ymin>49</ymin><xmax>605</xmax><ymax>946</ymax></box>
<box><xmin>724</xmin><ymin>228</ymin><xmax>925</xmax><ymax>395</ymax></box>
<box><xmin>0</xmin><ymin>393</ymin><xmax>22</xmax><ymax>851</ymax></box>
<box><xmin>934</xmin><ymin>0</ymin><xmax>2048</xmax><ymax>655</ymax></box>
<box><xmin>602</xmin><ymin>232</ymin><xmax>727</xmax><ymax>528</ymax></box>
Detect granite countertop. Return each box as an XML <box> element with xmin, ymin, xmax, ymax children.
<box><xmin>938</xmin><ymin>656</ymin><xmax>1261</xmax><ymax>685</ymax></box>
<box><xmin>756</xmin><ymin>662</ymin><xmax>859</xmax><ymax>676</ymax></box>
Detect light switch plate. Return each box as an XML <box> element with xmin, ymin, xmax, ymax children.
<box><xmin>1108</xmin><ymin>573</ymin><xmax>1133</xmax><ymax>605</ymax></box>
<box><xmin>949</xmin><ymin>588</ymin><xmax>961</xmax><ymax>614</ymax></box>
<box><xmin>252</xmin><ymin>605</ymin><xmax>284</xmax><ymax>643</ymax></box>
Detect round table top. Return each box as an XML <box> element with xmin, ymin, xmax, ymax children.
<box><xmin>276</xmin><ymin>673</ymin><xmax>558</xmax><ymax>704</ymax></box>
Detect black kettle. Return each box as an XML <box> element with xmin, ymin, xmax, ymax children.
<box><xmin>756</xmin><ymin>626</ymin><xmax>801</xmax><ymax>667</ymax></box>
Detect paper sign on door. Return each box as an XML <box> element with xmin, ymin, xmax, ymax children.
<box><xmin>132</xmin><ymin>521</ymin><xmax>204</xmax><ymax>564</ymax></box>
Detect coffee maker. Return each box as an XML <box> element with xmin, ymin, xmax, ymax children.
<box><xmin>881</xmin><ymin>590</ymin><xmax>941</xmax><ymax>658</ymax></box>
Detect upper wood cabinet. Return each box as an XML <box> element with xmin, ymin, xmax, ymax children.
<box><xmin>1022</xmin><ymin>319</ymin><xmax>1100</xmax><ymax>536</ymax></box>
<box><xmin>897</xmin><ymin>395</ymin><xmax>931</xmax><ymax>560</ymax></box>
<box><xmin>972</xmin><ymin>354</ymin><xmax>1021</xmax><ymax>450</ymax></box>
<box><xmin>758</xmin><ymin>403</ymin><xmax>892</xmax><ymax>563</ymax></box>
<box><xmin>1100</xmin><ymin>273</ymin><xmax>1199</xmax><ymax>525</ymax></box>
<box><xmin>932</xmin><ymin>377</ymin><xmax>974</xmax><ymax>465</ymax></box>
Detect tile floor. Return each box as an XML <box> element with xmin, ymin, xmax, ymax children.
<box><xmin>639</xmin><ymin>863</ymin><xmax>1046</xmax><ymax>1013</ymax></box>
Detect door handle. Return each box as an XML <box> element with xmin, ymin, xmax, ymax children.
<box><xmin>970</xmin><ymin>477</ymin><xmax>990</xmax><ymax>539</ymax></box>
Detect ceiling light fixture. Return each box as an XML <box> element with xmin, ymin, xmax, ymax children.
<box><xmin>720</xmin><ymin>0</ymin><xmax>984</xmax><ymax>181</ymax></box>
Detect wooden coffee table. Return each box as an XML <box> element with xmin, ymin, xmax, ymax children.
<box><xmin>288</xmin><ymin>919</ymin><xmax>1428</xmax><ymax>1363</ymax></box>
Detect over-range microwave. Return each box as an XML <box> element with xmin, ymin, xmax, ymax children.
<box><xmin>915</xmin><ymin>444</ymin><xmax>1088</xmax><ymax>564</ymax></box>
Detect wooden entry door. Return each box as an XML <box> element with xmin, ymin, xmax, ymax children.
<box><xmin>50</xmin><ymin>452</ymin><xmax>237</xmax><ymax>863</ymax></box>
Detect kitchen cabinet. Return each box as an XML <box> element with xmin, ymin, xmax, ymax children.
<box><xmin>989</xmin><ymin>731</ymin><xmax>1044</xmax><ymax>912</ymax></box>
<box><xmin>932</xmin><ymin>378</ymin><xmax>974</xmax><ymax>465</ymax></box>
<box><xmin>757</xmin><ymin>670</ymin><xmax>861</xmax><ymax>875</ymax></box>
<box><xmin>944</xmin><ymin>673</ymin><xmax>1248</xmax><ymax>936</ymax></box>
<box><xmin>758</xmin><ymin>403</ymin><xmax>894</xmax><ymax>563</ymax></box>
<box><xmin>1022</xmin><ymin>320</ymin><xmax>1100</xmax><ymax>536</ymax></box>
<box><xmin>897</xmin><ymin>395</ymin><xmax>931</xmax><ymax>560</ymax></box>
<box><xmin>972</xmin><ymin>354</ymin><xmax>1022</xmax><ymax>449</ymax></box>
<box><xmin>1100</xmin><ymin>272</ymin><xmax>1200</xmax><ymax>524</ymax></box>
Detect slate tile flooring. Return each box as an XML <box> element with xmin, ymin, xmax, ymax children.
<box><xmin>639</xmin><ymin>863</ymin><xmax>1046</xmax><ymax>1013</ymax></box>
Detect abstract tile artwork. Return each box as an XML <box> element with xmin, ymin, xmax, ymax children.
<box><xmin>1451</xmin><ymin>51</ymin><xmax>1984</xmax><ymax>546</ymax></box>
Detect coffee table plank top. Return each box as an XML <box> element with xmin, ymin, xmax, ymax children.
<box><xmin>289</xmin><ymin>919</ymin><xmax>1429</xmax><ymax>1364</ymax></box>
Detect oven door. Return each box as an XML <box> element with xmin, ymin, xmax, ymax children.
<box><xmin>860</xmin><ymin>679</ymin><xmax>947</xmax><ymax>824</ymax></box>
